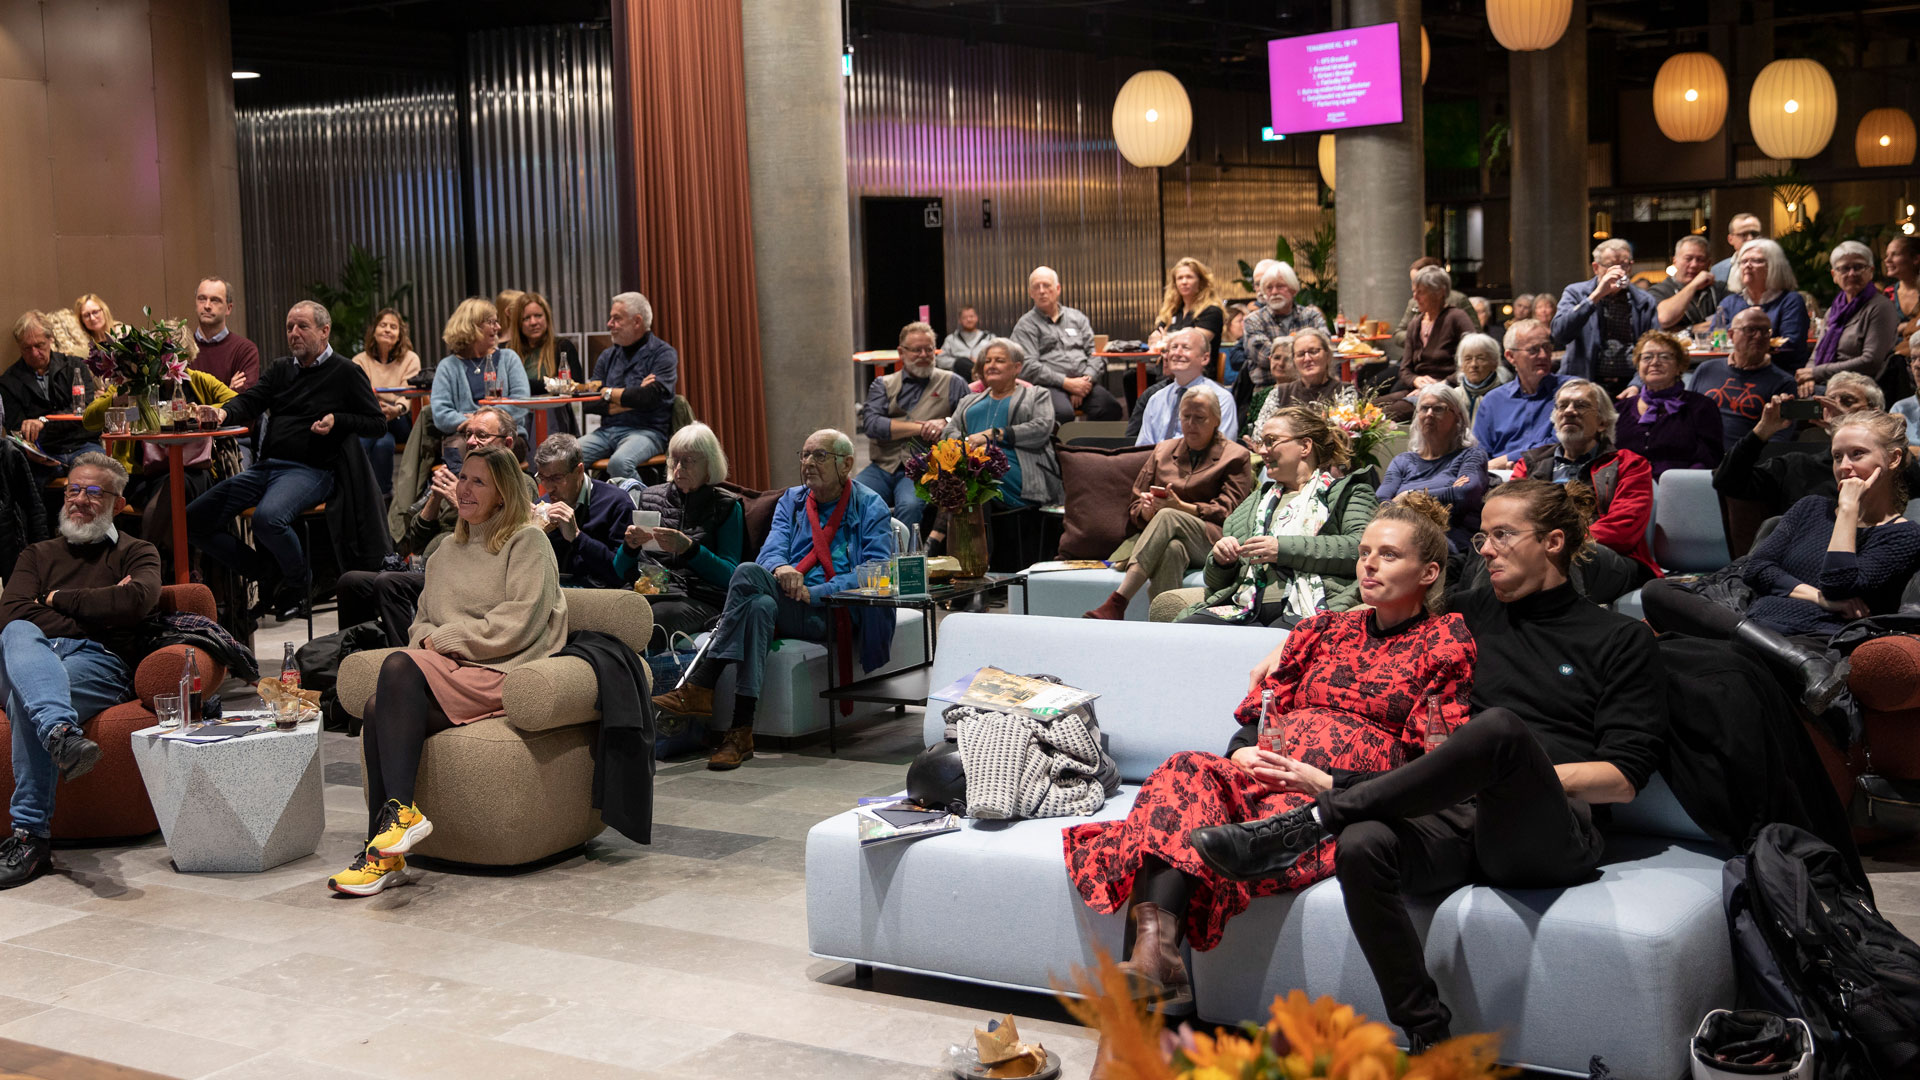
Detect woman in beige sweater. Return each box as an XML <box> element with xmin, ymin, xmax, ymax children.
<box><xmin>329</xmin><ymin>444</ymin><xmax>568</xmax><ymax>896</ymax></box>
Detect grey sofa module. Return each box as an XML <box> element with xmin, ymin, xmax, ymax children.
<box><xmin>1011</xmin><ymin>566</ymin><xmax>1206</xmax><ymax>620</ymax></box>
<box><xmin>804</xmin><ymin>612</ymin><xmax>1734</xmax><ymax>1078</ymax></box>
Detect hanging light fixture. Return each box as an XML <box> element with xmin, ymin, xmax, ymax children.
<box><xmin>1318</xmin><ymin>134</ymin><xmax>1336</xmax><ymax>190</ymax></box>
<box><xmin>1748</xmin><ymin>59</ymin><xmax>1837</xmax><ymax>161</ymax></box>
<box><xmin>1486</xmin><ymin>0</ymin><xmax>1572</xmax><ymax>52</ymax></box>
<box><xmin>1651</xmin><ymin>52</ymin><xmax>1728</xmax><ymax>143</ymax></box>
<box><xmin>1855</xmin><ymin>108</ymin><xmax>1917</xmax><ymax>168</ymax></box>
<box><xmin>1111</xmin><ymin>70</ymin><xmax>1192</xmax><ymax>168</ymax></box>
<box><xmin>1592</xmin><ymin>211</ymin><xmax>1612</xmax><ymax>240</ymax></box>
<box><xmin>1690</xmin><ymin>207</ymin><xmax>1707</xmax><ymax>234</ymax></box>
<box><xmin>1421</xmin><ymin>27</ymin><xmax>1430</xmax><ymax>84</ymax></box>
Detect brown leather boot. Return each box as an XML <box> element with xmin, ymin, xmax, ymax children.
<box><xmin>707</xmin><ymin>726</ymin><xmax>754</xmax><ymax>771</ymax></box>
<box><xmin>653</xmin><ymin>682</ymin><xmax>713</xmax><ymax>719</ymax></box>
<box><xmin>1115</xmin><ymin>902</ymin><xmax>1193</xmax><ymax>1013</ymax></box>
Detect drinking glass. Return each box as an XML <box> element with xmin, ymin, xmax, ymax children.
<box><xmin>105</xmin><ymin>407</ymin><xmax>131</xmax><ymax>435</ymax></box>
<box><xmin>154</xmin><ymin>693</ymin><xmax>184</xmax><ymax>731</ymax></box>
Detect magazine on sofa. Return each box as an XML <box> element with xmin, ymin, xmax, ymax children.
<box><xmin>856</xmin><ymin>797</ymin><xmax>959</xmax><ymax>846</ymax></box>
<box><xmin>931</xmin><ymin>667</ymin><xmax>1100</xmax><ymax>720</ymax></box>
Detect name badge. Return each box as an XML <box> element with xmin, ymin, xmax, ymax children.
<box><xmin>1063</xmin><ymin>328</ymin><xmax>1079</xmax><ymax>339</ymax></box>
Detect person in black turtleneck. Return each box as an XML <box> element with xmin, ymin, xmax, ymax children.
<box><xmin>1188</xmin><ymin>477</ymin><xmax>1668</xmax><ymax>1052</ymax></box>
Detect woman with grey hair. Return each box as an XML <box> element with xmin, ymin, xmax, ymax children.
<box><xmin>1376</xmin><ymin>381</ymin><xmax>1487</xmax><ymax>552</ymax></box>
<box><xmin>942</xmin><ymin>337</ymin><xmax>1061</xmax><ymax>509</ymax></box>
<box><xmin>613</xmin><ymin>421</ymin><xmax>744</xmax><ymax>638</ymax></box>
<box><xmin>1797</xmin><ymin>239</ymin><xmax>1900</xmax><ymax>393</ymax></box>
<box><xmin>1380</xmin><ymin>266</ymin><xmax>1477</xmax><ymax>421</ymax></box>
<box><xmin>1715</xmin><ymin>238</ymin><xmax>1810</xmax><ymax>369</ymax></box>
<box><xmin>1446</xmin><ymin>332</ymin><xmax>1510</xmax><ymax>423</ymax></box>
<box><xmin>1253</xmin><ymin>327</ymin><xmax>1341</xmax><ymax>431</ymax></box>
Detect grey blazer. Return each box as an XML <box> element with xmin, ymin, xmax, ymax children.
<box><xmin>942</xmin><ymin>383</ymin><xmax>1062</xmax><ymax>506</ymax></box>
<box><xmin>1814</xmin><ymin>288</ymin><xmax>1901</xmax><ymax>383</ymax></box>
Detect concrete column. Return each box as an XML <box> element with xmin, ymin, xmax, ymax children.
<box><xmin>1333</xmin><ymin>0</ymin><xmax>1424</xmax><ymax>328</ymax></box>
<box><xmin>741</xmin><ymin>0</ymin><xmax>856</xmax><ymax>488</ymax></box>
<box><xmin>1508</xmin><ymin>0</ymin><xmax>1589</xmax><ymax>296</ymax></box>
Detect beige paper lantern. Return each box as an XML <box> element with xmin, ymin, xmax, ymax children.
<box><xmin>1111</xmin><ymin>70</ymin><xmax>1192</xmax><ymax>168</ymax></box>
<box><xmin>1487</xmin><ymin>0</ymin><xmax>1571</xmax><ymax>52</ymax></box>
<box><xmin>1318</xmin><ymin>134</ymin><xmax>1336</xmax><ymax>191</ymax></box>
<box><xmin>1748</xmin><ymin>59</ymin><xmax>1836</xmax><ymax>161</ymax></box>
<box><xmin>1652</xmin><ymin>52</ymin><xmax>1728</xmax><ymax>143</ymax></box>
<box><xmin>1856</xmin><ymin>108</ymin><xmax>1917</xmax><ymax>168</ymax></box>
<box><xmin>1421</xmin><ymin>27</ymin><xmax>1430</xmax><ymax>85</ymax></box>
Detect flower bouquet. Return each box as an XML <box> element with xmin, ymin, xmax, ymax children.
<box><xmin>1062</xmin><ymin>953</ymin><xmax>1515</xmax><ymax>1080</ymax></box>
<box><xmin>1322</xmin><ymin>389</ymin><xmax>1397</xmax><ymax>477</ymax></box>
<box><xmin>907</xmin><ymin>437</ymin><xmax>1011</xmax><ymax>577</ymax></box>
<box><xmin>85</xmin><ymin>306</ymin><xmax>189</xmax><ymax>433</ymax></box>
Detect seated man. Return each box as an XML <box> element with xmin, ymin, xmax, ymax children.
<box><xmin>1189</xmin><ymin>478</ymin><xmax>1667</xmax><ymax>1051</ymax></box>
<box><xmin>938</xmin><ymin>306</ymin><xmax>989</xmax><ymax>382</ymax></box>
<box><xmin>1715</xmin><ymin>374</ymin><xmax>1919</xmax><ymax>521</ymax></box>
<box><xmin>855</xmin><ymin>321</ymin><xmax>968</xmax><ymax>538</ymax></box>
<box><xmin>651</xmin><ymin>429</ymin><xmax>894</xmax><ymax>771</ymax></box>
<box><xmin>1647</xmin><ymin>234</ymin><xmax>1727</xmax><ymax>334</ymax></box>
<box><xmin>582</xmin><ymin>291</ymin><xmax>678</xmax><ymax>480</ymax></box>
<box><xmin>1134</xmin><ymin>328</ymin><xmax>1237</xmax><ymax>445</ymax></box>
<box><xmin>1471</xmin><ymin>319</ymin><xmax>1562</xmax><ymax>469</ymax></box>
<box><xmin>0</xmin><ymin>454</ymin><xmax>162</xmax><ymax>889</ymax></box>
<box><xmin>3</xmin><ymin>311</ymin><xmax>102</xmax><ymax>478</ymax></box>
<box><xmin>532</xmin><ymin>432</ymin><xmax>636</xmax><ymax>588</ymax></box>
<box><xmin>337</xmin><ymin>406</ymin><xmax>528</xmax><ymax>645</ymax></box>
<box><xmin>186</xmin><ymin>301</ymin><xmax>385</xmax><ymax>621</ymax></box>
<box><xmin>1011</xmin><ymin>266</ymin><xmax>1123</xmax><ymax>425</ymax></box>
<box><xmin>1507</xmin><ymin>377</ymin><xmax>1659</xmax><ymax>603</ymax></box>
<box><xmin>1689</xmin><ymin>306</ymin><xmax>1797</xmax><ymax>446</ymax></box>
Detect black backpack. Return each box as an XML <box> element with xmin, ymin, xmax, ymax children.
<box><xmin>1724</xmin><ymin>823</ymin><xmax>1920</xmax><ymax>1078</ymax></box>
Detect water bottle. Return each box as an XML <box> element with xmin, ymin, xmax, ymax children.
<box><xmin>1256</xmin><ymin>688</ymin><xmax>1280</xmax><ymax>753</ymax></box>
<box><xmin>179</xmin><ymin>647</ymin><xmax>202</xmax><ymax>728</ymax></box>
<box><xmin>1423</xmin><ymin>693</ymin><xmax>1449</xmax><ymax>749</ymax></box>
<box><xmin>69</xmin><ymin>368</ymin><xmax>85</xmax><ymax>413</ymax></box>
<box><xmin>482</xmin><ymin>354</ymin><xmax>498</xmax><ymax>400</ymax></box>
<box><xmin>280</xmin><ymin>641</ymin><xmax>300</xmax><ymax>689</ymax></box>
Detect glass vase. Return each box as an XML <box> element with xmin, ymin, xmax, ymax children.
<box><xmin>130</xmin><ymin>393</ymin><xmax>163</xmax><ymax>435</ymax></box>
<box><xmin>948</xmin><ymin>502</ymin><xmax>990</xmax><ymax>579</ymax></box>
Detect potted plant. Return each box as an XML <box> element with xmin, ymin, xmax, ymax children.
<box><xmin>907</xmin><ymin>437</ymin><xmax>1010</xmax><ymax>578</ymax></box>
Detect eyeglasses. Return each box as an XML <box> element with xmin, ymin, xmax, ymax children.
<box><xmin>464</xmin><ymin>428</ymin><xmax>506</xmax><ymax>443</ymax></box>
<box><xmin>1512</xmin><ymin>344</ymin><xmax>1553</xmax><ymax>357</ymax></box>
<box><xmin>534</xmin><ymin>469</ymin><xmax>572</xmax><ymax>484</ymax></box>
<box><xmin>798</xmin><ymin>450</ymin><xmax>847</xmax><ymax>464</ymax></box>
<box><xmin>666</xmin><ymin>453</ymin><xmax>702</xmax><ymax>469</ymax></box>
<box><xmin>64</xmin><ymin>484</ymin><xmax>113</xmax><ymax>501</ymax></box>
<box><xmin>1472</xmin><ymin>528</ymin><xmax>1541</xmax><ymax>553</ymax></box>
<box><xmin>899</xmin><ymin>346</ymin><xmax>937</xmax><ymax>357</ymax></box>
<box><xmin>1554</xmin><ymin>399</ymin><xmax>1598</xmax><ymax>414</ymax></box>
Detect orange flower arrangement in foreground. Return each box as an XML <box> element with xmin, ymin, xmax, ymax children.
<box><xmin>1059</xmin><ymin>952</ymin><xmax>1515</xmax><ymax>1080</ymax></box>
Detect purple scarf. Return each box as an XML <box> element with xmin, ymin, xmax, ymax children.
<box><xmin>1810</xmin><ymin>288</ymin><xmax>1865</xmax><ymax>368</ymax></box>
<box><xmin>1637</xmin><ymin>384</ymin><xmax>1688</xmax><ymax>423</ymax></box>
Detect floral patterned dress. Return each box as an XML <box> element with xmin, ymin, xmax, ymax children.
<box><xmin>1061</xmin><ymin>609</ymin><xmax>1476</xmax><ymax>950</ymax></box>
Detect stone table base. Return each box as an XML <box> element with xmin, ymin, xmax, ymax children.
<box><xmin>129</xmin><ymin>721</ymin><xmax>324</xmax><ymax>873</ymax></box>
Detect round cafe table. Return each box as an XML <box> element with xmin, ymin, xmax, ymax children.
<box><xmin>1688</xmin><ymin>350</ymin><xmax>1731</xmax><ymax>360</ymax></box>
<box><xmin>101</xmin><ymin>427</ymin><xmax>250</xmax><ymax>585</ymax></box>
<box><xmin>480</xmin><ymin>395</ymin><xmax>601</xmax><ymax>445</ymax></box>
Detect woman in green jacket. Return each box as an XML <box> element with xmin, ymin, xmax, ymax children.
<box><xmin>1174</xmin><ymin>404</ymin><xmax>1377</xmax><ymax>626</ymax></box>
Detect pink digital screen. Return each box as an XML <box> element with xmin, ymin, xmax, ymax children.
<box><xmin>1268</xmin><ymin>23</ymin><xmax>1404</xmax><ymax>135</ymax></box>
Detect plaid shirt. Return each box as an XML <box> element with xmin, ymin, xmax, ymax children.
<box><xmin>1240</xmin><ymin>301</ymin><xmax>1328</xmax><ymax>385</ymax></box>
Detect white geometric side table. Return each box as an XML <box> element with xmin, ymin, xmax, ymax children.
<box><xmin>129</xmin><ymin>722</ymin><xmax>325</xmax><ymax>872</ymax></box>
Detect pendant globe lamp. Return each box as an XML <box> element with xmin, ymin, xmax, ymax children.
<box><xmin>1421</xmin><ymin>27</ymin><xmax>1430</xmax><ymax>84</ymax></box>
<box><xmin>1318</xmin><ymin>134</ymin><xmax>1336</xmax><ymax>191</ymax></box>
<box><xmin>1111</xmin><ymin>70</ymin><xmax>1191</xmax><ymax>168</ymax></box>
<box><xmin>1748</xmin><ymin>59</ymin><xmax>1836</xmax><ymax>161</ymax></box>
<box><xmin>1856</xmin><ymin>108</ymin><xmax>1916</xmax><ymax>168</ymax></box>
<box><xmin>1651</xmin><ymin>52</ymin><xmax>1728</xmax><ymax>143</ymax></box>
<box><xmin>1487</xmin><ymin>0</ymin><xmax>1571</xmax><ymax>52</ymax></box>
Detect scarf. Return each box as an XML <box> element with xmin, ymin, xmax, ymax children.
<box><xmin>1811</xmin><ymin>288</ymin><xmax>1865</xmax><ymax>369</ymax></box>
<box><xmin>1637</xmin><ymin>384</ymin><xmax>1688</xmax><ymax>423</ymax></box>
<box><xmin>793</xmin><ymin>487</ymin><xmax>849</xmax><ymax>578</ymax></box>
<box><xmin>1208</xmin><ymin>470</ymin><xmax>1334</xmax><ymax>622</ymax></box>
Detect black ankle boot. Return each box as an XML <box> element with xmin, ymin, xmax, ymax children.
<box><xmin>1731</xmin><ymin>618</ymin><xmax>1849</xmax><ymax>713</ymax></box>
<box><xmin>1187</xmin><ymin>804</ymin><xmax>1330</xmax><ymax>882</ymax></box>
<box><xmin>1408</xmin><ymin>1026</ymin><xmax>1451</xmax><ymax>1054</ymax></box>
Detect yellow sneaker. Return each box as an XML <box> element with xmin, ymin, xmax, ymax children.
<box><xmin>368</xmin><ymin>799</ymin><xmax>432</xmax><ymax>857</ymax></box>
<box><xmin>327</xmin><ymin>848</ymin><xmax>407</xmax><ymax>896</ymax></box>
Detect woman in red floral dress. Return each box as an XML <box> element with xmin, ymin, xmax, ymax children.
<box><xmin>1061</xmin><ymin>494</ymin><xmax>1476</xmax><ymax>1013</ymax></box>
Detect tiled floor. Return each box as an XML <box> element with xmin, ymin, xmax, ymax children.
<box><xmin>6</xmin><ymin>610</ymin><xmax>1920</xmax><ymax>1079</ymax></box>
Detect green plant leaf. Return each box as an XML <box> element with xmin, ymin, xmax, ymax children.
<box><xmin>1274</xmin><ymin>237</ymin><xmax>1295</xmax><ymax>266</ymax></box>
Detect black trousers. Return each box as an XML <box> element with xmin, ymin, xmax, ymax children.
<box><xmin>1319</xmin><ymin>708</ymin><xmax>1606</xmax><ymax>1040</ymax></box>
<box><xmin>359</xmin><ymin>652</ymin><xmax>453</xmax><ymax>840</ymax></box>
<box><xmin>1639</xmin><ymin>577</ymin><xmax>1742</xmax><ymax>639</ymax></box>
<box><xmin>337</xmin><ymin>570</ymin><xmax>426</xmax><ymax>648</ymax></box>
<box><xmin>648</xmin><ymin>596</ymin><xmax>721</xmax><ymax>641</ymax></box>
<box><xmin>1047</xmin><ymin>384</ymin><xmax>1123</xmax><ymax>425</ymax></box>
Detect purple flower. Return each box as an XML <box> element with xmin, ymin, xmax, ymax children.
<box><xmin>930</xmin><ymin>474</ymin><xmax>966</xmax><ymax>509</ymax></box>
<box><xmin>983</xmin><ymin>443</ymin><xmax>1010</xmax><ymax>479</ymax></box>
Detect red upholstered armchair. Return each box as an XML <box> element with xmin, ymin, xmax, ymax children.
<box><xmin>0</xmin><ymin>584</ymin><xmax>230</xmax><ymax>841</ymax></box>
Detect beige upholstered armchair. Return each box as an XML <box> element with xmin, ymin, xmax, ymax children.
<box><xmin>337</xmin><ymin>588</ymin><xmax>653</xmax><ymax>866</ymax></box>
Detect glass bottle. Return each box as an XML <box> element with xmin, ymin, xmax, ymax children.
<box><xmin>1256</xmin><ymin>688</ymin><xmax>1281</xmax><ymax>753</ymax></box>
<box><xmin>1423</xmin><ymin>693</ymin><xmax>1450</xmax><ymax>749</ymax></box>
<box><xmin>280</xmin><ymin>641</ymin><xmax>300</xmax><ymax>689</ymax></box>
<box><xmin>69</xmin><ymin>368</ymin><xmax>85</xmax><ymax>413</ymax></box>
<box><xmin>178</xmin><ymin>647</ymin><xmax>201</xmax><ymax>729</ymax></box>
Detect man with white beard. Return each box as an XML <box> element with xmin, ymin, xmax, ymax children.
<box><xmin>0</xmin><ymin>453</ymin><xmax>161</xmax><ymax>889</ymax></box>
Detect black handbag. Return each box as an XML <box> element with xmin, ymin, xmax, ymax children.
<box><xmin>1849</xmin><ymin>738</ymin><xmax>1920</xmax><ymax>833</ymax></box>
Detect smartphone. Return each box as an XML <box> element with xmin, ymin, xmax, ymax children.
<box><xmin>631</xmin><ymin>509</ymin><xmax>663</xmax><ymax>552</ymax></box>
<box><xmin>1780</xmin><ymin>399</ymin><xmax>1823</xmax><ymax>421</ymax></box>
<box><xmin>1149</xmin><ymin>485</ymin><xmax>1172</xmax><ymax>499</ymax></box>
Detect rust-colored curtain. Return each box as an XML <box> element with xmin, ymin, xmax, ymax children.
<box><xmin>613</xmin><ymin>0</ymin><xmax>770</xmax><ymax>488</ymax></box>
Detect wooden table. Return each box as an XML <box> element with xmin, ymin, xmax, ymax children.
<box><xmin>480</xmin><ymin>395</ymin><xmax>601</xmax><ymax>445</ymax></box>
<box><xmin>101</xmin><ymin>426</ymin><xmax>250</xmax><ymax>585</ymax></box>
<box><xmin>1096</xmin><ymin>350</ymin><xmax>1159</xmax><ymax>396</ymax></box>
<box><xmin>1687</xmin><ymin>350</ymin><xmax>1731</xmax><ymax>360</ymax></box>
<box><xmin>853</xmin><ymin>349</ymin><xmax>901</xmax><ymax>389</ymax></box>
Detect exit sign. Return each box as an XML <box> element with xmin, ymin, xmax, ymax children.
<box><xmin>1260</xmin><ymin>126</ymin><xmax>1286</xmax><ymax>142</ymax></box>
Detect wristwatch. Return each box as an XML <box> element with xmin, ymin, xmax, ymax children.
<box><xmin>600</xmin><ymin>387</ymin><xmax>615</xmax><ymax>402</ymax></box>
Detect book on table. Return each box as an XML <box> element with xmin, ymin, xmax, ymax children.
<box><xmin>855</xmin><ymin>797</ymin><xmax>959</xmax><ymax>846</ymax></box>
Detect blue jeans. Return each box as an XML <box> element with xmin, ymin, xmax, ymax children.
<box><xmin>1</xmin><ymin>622</ymin><xmax>131</xmax><ymax>837</ymax></box>
<box><xmin>707</xmin><ymin>563</ymin><xmax>828</xmax><ymax>699</ymax></box>
<box><xmin>362</xmin><ymin>415</ymin><xmax>411</xmax><ymax>496</ymax></box>
<box><xmin>577</xmin><ymin>425</ymin><xmax>667</xmax><ymax>481</ymax></box>
<box><xmin>187</xmin><ymin>458</ymin><xmax>335</xmax><ymax>591</ymax></box>
<box><xmin>854</xmin><ymin>462</ymin><xmax>926</xmax><ymax>533</ymax></box>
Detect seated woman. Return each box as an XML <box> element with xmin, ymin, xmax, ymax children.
<box><xmin>936</xmin><ymin>338</ymin><xmax>1060</xmax><ymax>566</ymax></box>
<box><xmin>1377</xmin><ymin>382</ymin><xmax>1487</xmax><ymax>553</ymax></box>
<box><xmin>1797</xmin><ymin>241</ymin><xmax>1900</xmax><ymax>397</ymax></box>
<box><xmin>1063</xmin><ymin>495</ymin><xmax>1473</xmax><ymax>1011</ymax></box>
<box><xmin>613</xmin><ymin>422</ymin><xmax>744</xmax><ymax>639</ymax></box>
<box><xmin>352</xmin><ymin>307</ymin><xmax>422</xmax><ymax>496</ymax></box>
<box><xmin>1083</xmin><ymin>391</ymin><xmax>1252</xmax><ymax>620</ymax></box>
<box><xmin>1446</xmin><ymin>332</ymin><xmax>1509</xmax><ymax>426</ymax></box>
<box><xmin>1643</xmin><ymin>409</ymin><xmax>1920</xmax><ymax>712</ymax></box>
<box><xmin>430</xmin><ymin>298</ymin><xmax>530</xmax><ymax>472</ymax></box>
<box><xmin>1171</xmin><ymin>405</ymin><xmax>1378</xmax><ymax>626</ymax></box>
<box><xmin>328</xmin><ymin>444</ymin><xmax>568</xmax><ymax>897</ymax></box>
<box><xmin>1379</xmin><ymin>266</ymin><xmax>1477</xmax><ymax>422</ymax></box>
<box><xmin>1252</xmin><ymin>328</ymin><xmax>1340</xmax><ymax>433</ymax></box>
<box><xmin>1613</xmin><ymin>330</ymin><xmax>1722</xmax><ymax>477</ymax></box>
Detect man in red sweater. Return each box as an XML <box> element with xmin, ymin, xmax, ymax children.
<box><xmin>0</xmin><ymin>453</ymin><xmax>162</xmax><ymax>889</ymax></box>
<box><xmin>190</xmin><ymin>277</ymin><xmax>260</xmax><ymax>392</ymax></box>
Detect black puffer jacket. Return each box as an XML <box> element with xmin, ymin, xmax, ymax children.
<box><xmin>0</xmin><ymin>438</ymin><xmax>48</xmax><ymax>579</ymax></box>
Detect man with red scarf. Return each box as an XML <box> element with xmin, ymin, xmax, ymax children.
<box><xmin>652</xmin><ymin>429</ymin><xmax>896</xmax><ymax>769</ymax></box>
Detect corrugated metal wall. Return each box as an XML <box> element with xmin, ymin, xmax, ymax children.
<box><xmin>236</xmin><ymin>77</ymin><xmax>466</xmax><ymax>349</ymax></box>
<box><xmin>1161</xmin><ymin>163</ymin><xmax>1324</xmax><ymax>297</ymax></box>
<box><xmin>468</xmin><ymin>25</ymin><xmax>621</xmax><ymax>336</ymax></box>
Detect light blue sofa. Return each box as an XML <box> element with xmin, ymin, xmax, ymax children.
<box><xmin>1011</xmin><ymin>566</ymin><xmax>1207</xmax><ymax>620</ymax></box>
<box><xmin>804</xmin><ymin>613</ymin><xmax>1733</xmax><ymax>1077</ymax></box>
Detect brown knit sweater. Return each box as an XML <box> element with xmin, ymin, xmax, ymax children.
<box><xmin>409</xmin><ymin>517</ymin><xmax>568</xmax><ymax>671</ymax></box>
<box><xmin>0</xmin><ymin>531</ymin><xmax>162</xmax><ymax>665</ymax></box>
